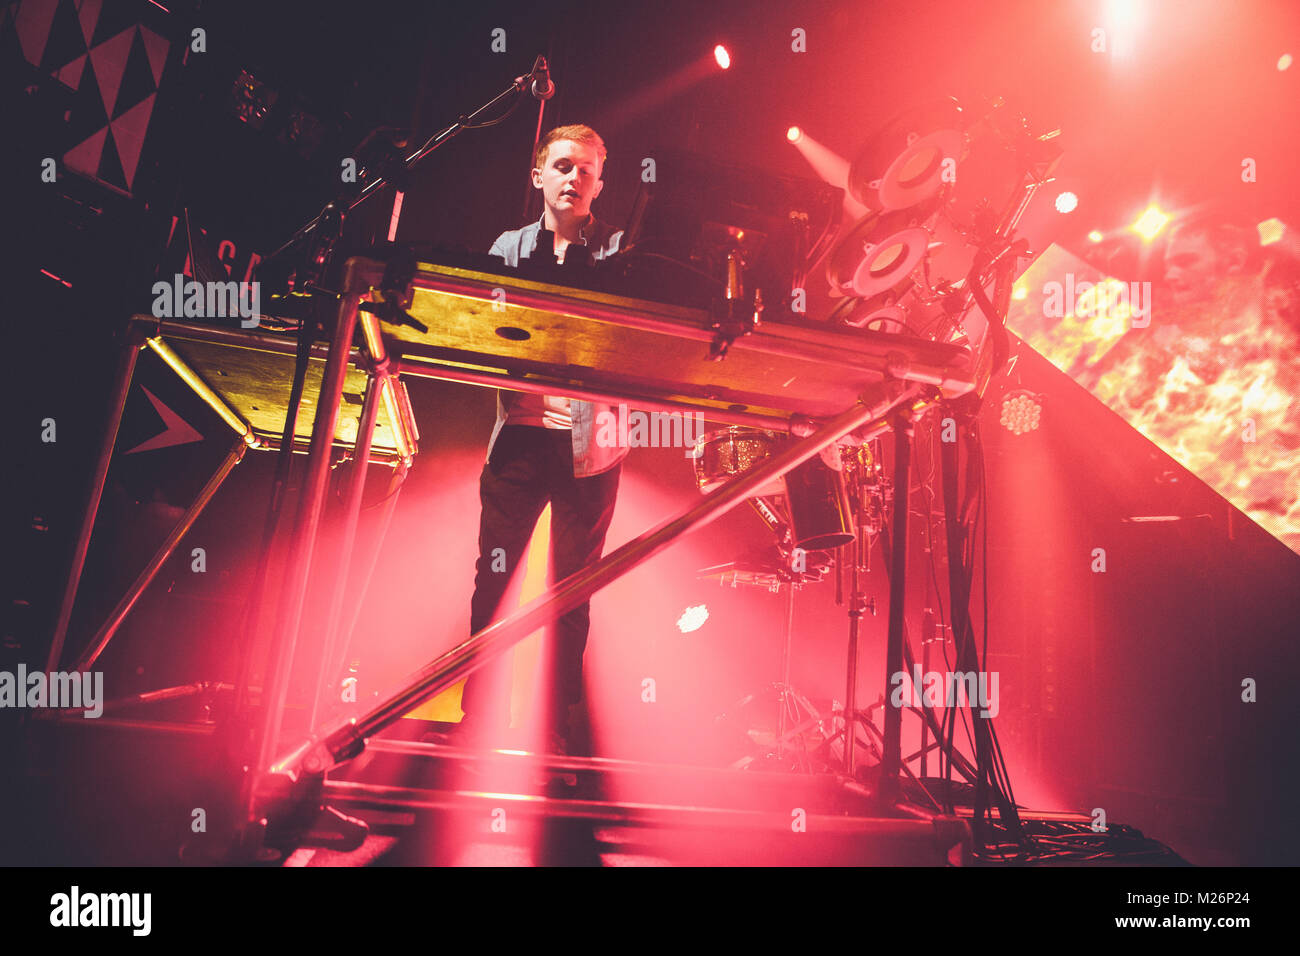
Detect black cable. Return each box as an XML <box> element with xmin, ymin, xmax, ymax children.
<box><xmin>458</xmin><ymin>94</ymin><xmax>524</xmax><ymax>130</ymax></box>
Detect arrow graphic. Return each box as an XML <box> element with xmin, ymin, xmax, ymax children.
<box><xmin>124</xmin><ymin>386</ymin><xmax>204</xmax><ymax>454</ymax></box>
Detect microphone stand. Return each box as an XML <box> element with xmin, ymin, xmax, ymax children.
<box><xmin>230</xmin><ymin>59</ymin><xmax>552</xmax><ymax>854</ymax></box>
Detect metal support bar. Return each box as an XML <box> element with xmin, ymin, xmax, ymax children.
<box><xmin>73</xmin><ymin>437</ymin><xmax>247</xmax><ymax>671</ymax></box>
<box><xmin>394</xmin><ymin>357</ymin><xmax>794</xmax><ymax>432</ymax></box>
<box><xmin>241</xmin><ymin>259</ymin><xmax>367</xmax><ymax>822</ymax></box>
<box><xmin>47</xmin><ymin>323</ymin><xmax>144</xmax><ymax>672</ymax></box>
<box><xmin>878</xmin><ymin>411</ymin><xmax>914</xmax><ymax>805</ymax></box>
<box><xmin>309</xmin><ymin>364</ymin><xmax>385</xmax><ymax>729</ymax></box>
<box><xmin>336</xmin><ymin>459</ymin><xmax>409</xmax><ymax>682</ymax></box>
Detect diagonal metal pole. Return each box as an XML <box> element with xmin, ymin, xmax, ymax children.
<box><xmin>309</xmin><ymin>364</ymin><xmax>385</xmax><ymax>730</ymax></box>
<box><xmin>271</xmin><ymin>380</ymin><xmax>928</xmax><ymax>779</ymax></box>
<box><xmin>47</xmin><ymin>322</ymin><xmax>144</xmax><ymax>673</ymax></box>
<box><xmin>239</xmin><ymin>260</ymin><xmax>366</xmax><ymax>825</ymax></box>
<box><xmin>73</xmin><ymin>437</ymin><xmax>247</xmax><ymax>671</ymax></box>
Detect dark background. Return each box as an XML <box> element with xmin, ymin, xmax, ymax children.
<box><xmin>2</xmin><ymin>0</ymin><xmax>1298</xmax><ymax>865</ymax></box>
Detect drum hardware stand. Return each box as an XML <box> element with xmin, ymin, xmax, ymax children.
<box><xmin>820</xmin><ymin>408</ymin><xmax>914</xmax><ymax>803</ymax></box>
<box><xmin>707</xmin><ymin>453</ymin><xmax>847</xmax><ymax>771</ymax></box>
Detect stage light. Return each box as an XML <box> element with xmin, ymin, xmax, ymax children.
<box><xmin>825</xmin><ymin>210</ymin><xmax>931</xmax><ymax>298</ymax></box>
<box><xmin>1012</xmin><ymin>284</ymin><xmax>1028</xmax><ymax>301</ymax></box>
<box><xmin>676</xmin><ymin>604</ymin><xmax>709</xmax><ymax>633</ymax></box>
<box><xmin>714</xmin><ymin>45</ymin><xmax>731</xmax><ymax>70</ymax></box>
<box><xmin>1279</xmin><ymin>53</ymin><xmax>1293</xmax><ymax>71</ymax></box>
<box><xmin>1000</xmin><ymin>389</ymin><xmax>1042</xmax><ymax>435</ymax></box>
<box><xmin>1054</xmin><ymin>191</ymin><xmax>1078</xmax><ymax>214</ymax></box>
<box><xmin>1103</xmin><ymin>0</ymin><xmax>1145</xmax><ymax>58</ymax></box>
<box><xmin>787</xmin><ymin>125</ymin><xmax>803</xmax><ymax>144</ymax></box>
<box><xmin>1088</xmin><ymin>230</ymin><xmax>1104</xmax><ymax>243</ymax></box>
<box><xmin>1130</xmin><ymin>204</ymin><xmax>1170</xmax><ymax>242</ymax></box>
<box><xmin>846</xmin><ymin>98</ymin><xmax>964</xmax><ymax>212</ymax></box>
<box><xmin>1258</xmin><ymin>218</ymin><xmax>1286</xmax><ymax>245</ymax></box>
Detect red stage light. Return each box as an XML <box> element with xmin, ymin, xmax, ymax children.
<box><xmin>787</xmin><ymin>125</ymin><xmax>803</xmax><ymax>144</ymax></box>
<box><xmin>1054</xmin><ymin>191</ymin><xmax>1078</xmax><ymax>214</ymax></box>
<box><xmin>714</xmin><ymin>45</ymin><xmax>731</xmax><ymax>70</ymax></box>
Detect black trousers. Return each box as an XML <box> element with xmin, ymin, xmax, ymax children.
<box><xmin>460</xmin><ymin>425</ymin><xmax>621</xmax><ymax>732</ymax></box>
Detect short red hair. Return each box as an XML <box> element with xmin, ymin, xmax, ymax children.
<box><xmin>534</xmin><ymin>124</ymin><xmax>607</xmax><ymax>170</ymax></box>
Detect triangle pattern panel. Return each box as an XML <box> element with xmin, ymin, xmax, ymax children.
<box><xmin>115</xmin><ymin>26</ymin><xmax>156</xmax><ymax>118</ymax></box>
<box><xmin>13</xmin><ymin>0</ymin><xmax>57</xmax><ymax>66</ymax></box>
<box><xmin>138</xmin><ymin>22</ymin><xmax>166</xmax><ymax>86</ymax></box>
<box><xmin>110</xmin><ymin>90</ymin><xmax>154</xmax><ymax>188</ymax></box>
<box><xmin>77</xmin><ymin>0</ymin><xmax>99</xmax><ymax>45</ymax></box>
<box><xmin>52</xmin><ymin>48</ymin><xmax>83</xmax><ymax>88</ymax></box>
<box><xmin>88</xmin><ymin>23</ymin><xmax>132</xmax><ymax>117</ymax></box>
<box><xmin>40</xmin><ymin>0</ymin><xmax>84</xmax><ymax>71</ymax></box>
<box><xmin>62</xmin><ymin>122</ymin><xmax>106</xmax><ymax>178</ymax></box>
<box><xmin>62</xmin><ymin>48</ymin><xmax>107</xmax><ymax>148</ymax></box>
<box><xmin>95</xmin><ymin>120</ymin><xmax>127</xmax><ymax>190</ymax></box>
<box><xmin>63</xmin><ymin>49</ymin><xmax>108</xmax><ymax>131</ymax></box>
<box><xmin>88</xmin><ymin>0</ymin><xmax>137</xmax><ymax>47</ymax></box>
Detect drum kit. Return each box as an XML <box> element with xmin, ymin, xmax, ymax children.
<box><xmin>691</xmin><ymin>423</ymin><xmax>888</xmax><ymax>773</ymax></box>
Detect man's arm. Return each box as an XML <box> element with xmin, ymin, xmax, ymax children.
<box><xmin>488</xmin><ymin>228</ymin><xmax>521</xmax><ymax>267</ymax></box>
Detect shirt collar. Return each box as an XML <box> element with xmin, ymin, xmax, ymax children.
<box><xmin>537</xmin><ymin>211</ymin><xmax>597</xmax><ymax>244</ymax></box>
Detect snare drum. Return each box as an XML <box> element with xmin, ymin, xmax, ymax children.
<box><xmin>694</xmin><ymin>427</ymin><xmax>856</xmax><ymax>550</ymax></box>
<box><xmin>693</xmin><ymin>427</ymin><xmax>785</xmax><ymax>496</ymax></box>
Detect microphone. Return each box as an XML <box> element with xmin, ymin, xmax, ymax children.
<box><xmin>528</xmin><ymin>55</ymin><xmax>555</xmax><ymax>100</ymax></box>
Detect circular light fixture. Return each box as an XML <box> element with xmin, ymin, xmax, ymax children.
<box><xmin>999</xmin><ymin>389</ymin><xmax>1043</xmax><ymax>435</ymax></box>
<box><xmin>847</xmin><ymin>99</ymin><xmax>966</xmax><ymax>212</ymax></box>
<box><xmin>714</xmin><ymin>45</ymin><xmax>731</xmax><ymax>70</ymax></box>
<box><xmin>826</xmin><ymin>209</ymin><xmax>933</xmax><ymax>299</ymax></box>
<box><xmin>1055</xmin><ymin>191</ymin><xmax>1078</xmax><ymax>214</ymax></box>
<box><xmin>787</xmin><ymin>125</ymin><xmax>803</xmax><ymax>144</ymax></box>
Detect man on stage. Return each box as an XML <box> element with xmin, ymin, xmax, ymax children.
<box><xmin>457</xmin><ymin>124</ymin><xmax>627</xmax><ymax>755</ymax></box>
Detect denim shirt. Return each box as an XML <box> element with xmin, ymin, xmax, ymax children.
<box><xmin>485</xmin><ymin>213</ymin><xmax>629</xmax><ymax>476</ymax></box>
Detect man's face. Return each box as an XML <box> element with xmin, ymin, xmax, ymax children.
<box><xmin>1163</xmin><ymin>232</ymin><xmax>1225</xmax><ymax>305</ymax></box>
<box><xmin>532</xmin><ymin>139</ymin><xmax>604</xmax><ymax>219</ymax></box>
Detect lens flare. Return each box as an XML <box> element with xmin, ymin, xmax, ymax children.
<box><xmin>1130</xmin><ymin>204</ymin><xmax>1171</xmax><ymax>242</ymax></box>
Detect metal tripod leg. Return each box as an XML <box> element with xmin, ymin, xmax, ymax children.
<box><xmin>46</xmin><ymin>322</ymin><xmax>144</xmax><ymax>673</ymax></box>
<box><xmin>308</xmin><ymin>363</ymin><xmax>384</xmax><ymax>730</ymax></box>
<box><xmin>239</xmin><ymin>259</ymin><xmax>366</xmax><ymax>829</ymax></box>
<box><xmin>73</xmin><ymin>438</ymin><xmax>247</xmax><ymax>672</ymax></box>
